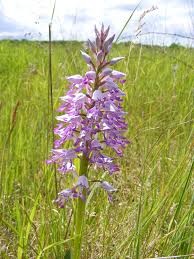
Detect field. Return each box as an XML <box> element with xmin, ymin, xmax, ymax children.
<box><xmin>0</xmin><ymin>40</ymin><xmax>193</xmax><ymax>258</ymax></box>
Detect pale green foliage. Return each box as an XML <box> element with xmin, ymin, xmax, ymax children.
<box><xmin>0</xmin><ymin>40</ymin><xmax>193</xmax><ymax>258</ymax></box>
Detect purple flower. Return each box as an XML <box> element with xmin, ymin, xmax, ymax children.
<box><xmin>111</xmin><ymin>70</ymin><xmax>126</xmax><ymax>79</ymax></box>
<box><xmin>101</xmin><ymin>181</ymin><xmax>117</xmax><ymax>202</ymax></box>
<box><xmin>66</xmin><ymin>75</ymin><xmax>83</xmax><ymax>83</ymax></box>
<box><xmin>85</xmin><ymin>71</ymin><xmax>96</xmax><ymax>80</ymax></box>
<box><xmin>48</xmin><ymin>24</ymin><xmax>129</xmax><ymax>206</ymax></box>
<box><xmin>77</xmin><ymin>175</ymin><xmax>89</xmax><ymax>189</ymax></box>
<box><xmin>54</xmin><ymin>176</ymin><xmax>89</xmax><ymax>208</ymax></box>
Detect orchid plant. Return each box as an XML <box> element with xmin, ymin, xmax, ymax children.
<box><xmin>47</xmin><ymin>24</ymin><xmax>128</xmax><ymax>259</ymax></box>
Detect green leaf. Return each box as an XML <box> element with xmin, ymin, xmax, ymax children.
<box><xmin>64</xmin><ymin>249</ymin><xmax>71</xmax><ymax>259</ymax></box>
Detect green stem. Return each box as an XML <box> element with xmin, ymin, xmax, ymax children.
<box><xmin>73</xmin><ymin>155</ymin><xmax>89</xmax><ymax>259</ymax></box>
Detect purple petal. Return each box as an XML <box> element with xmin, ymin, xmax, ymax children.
<box><xmin>58</xmin><ymin>161</ymin><xmax>76</xmax><ymax>173</ymax></box>
<box><xmin>66</xmin><ymin>75</ymin><xmax>83</xmax><ymax>84</ymax></box>
<box><xmin>51</xmin><ymin>149</ymin><xmax>77</xmax><ymax>160</ymax></box>
<box><xmin>101</xmin><ymin>181</ymin><xmax>117</xmax><ymax>192</ymax></box>
<box><xmin>104</xmin><ymin>78</ymin><xmax>118</xmax><ymax>90</ymax></box>
<box><xmin>92</xmin><ymin>90</ymin><xmax>105</xmax><ymax>100</ymax></box>
<box><xmin>77</xmin><ymin>175</ymin><xmax>89</xmax><ymax>189</ymax></box>
<box><xmin>91</xmin><ymin>139</ymin><xmax>102</xmax><ymax>150</ymax></box>
<box><xmin>59</xmin><ymin>188</ymin><xmax>73</xmax><ymax>198</ymax></box>
<box><xmin>86</xmin><ymin>71</ymin><xmax>96</xmax><ymax>80</ymax></box>
<box><xmin>101</xmin><ymin>68</ymin><xmax>112</xmax><ymax>77</ymax></box>
<box><xmin>56</xmin><ymin>114</ymin><xmax>80</xmax><ymax>123</ymax></box>
<box><xmin>73</xmin><ymin>93</ymin><xmax>87</xmax><ymax>103</ymax></box>
<box><xmin>111</xmin><ymin>70</ymin><xmax>126</xmax><ymax>79</ymax></box>
<box><xmin>100</xmin><ymin>121</ymin><xmax>111</xmax><ymax>130</ymax></box>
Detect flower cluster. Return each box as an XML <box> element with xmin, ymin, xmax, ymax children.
<box><xmin>47</xmin><ymin>24</ymin><xmax>128</xmax><ymax>207</ymax></box>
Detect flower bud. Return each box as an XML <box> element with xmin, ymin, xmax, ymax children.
<box><xmin>101</xmin><ymin>68</ymin><xmax>112</xmax><ymax>77</ymax></box>
<box><xmin>104</xmin><ymin>34</ymin><xmax>115</xmax><ymax>53</ymax></box>
<box><xmin>88</xmin><ymin>39</ymin><xmax>96</xmax><ymax>53</ymax></box>
<box><xmin>109</xmin><ymin>57</ymin><xmax>125</xmax><ymax>65</ymax></box>
<box><xmin>97</xmin><ymin>50</ymin><xmax>104</xmax><ymax>62</ymax></box>
<box><xmin>80</xmin><ymin>51</ymin><xmax>91</xmax><ymax>64</ymax></box>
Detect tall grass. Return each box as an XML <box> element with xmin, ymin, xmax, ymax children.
<box><xmin>0</xmin><ymin>40</ymin><xmax>193</xmax><ymax>258</ymax></box>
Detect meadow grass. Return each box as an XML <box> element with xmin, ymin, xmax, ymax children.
<box><xmin>0</xmin><ymin>40</ymin><xmax>193</xmax><ymax>258</ymax></box>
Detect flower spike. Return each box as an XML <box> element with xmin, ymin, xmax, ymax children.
<box><xmin>47</xmin><ymin>25</ymin><xmax>129</xmax><ymax>206</ymax></box>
